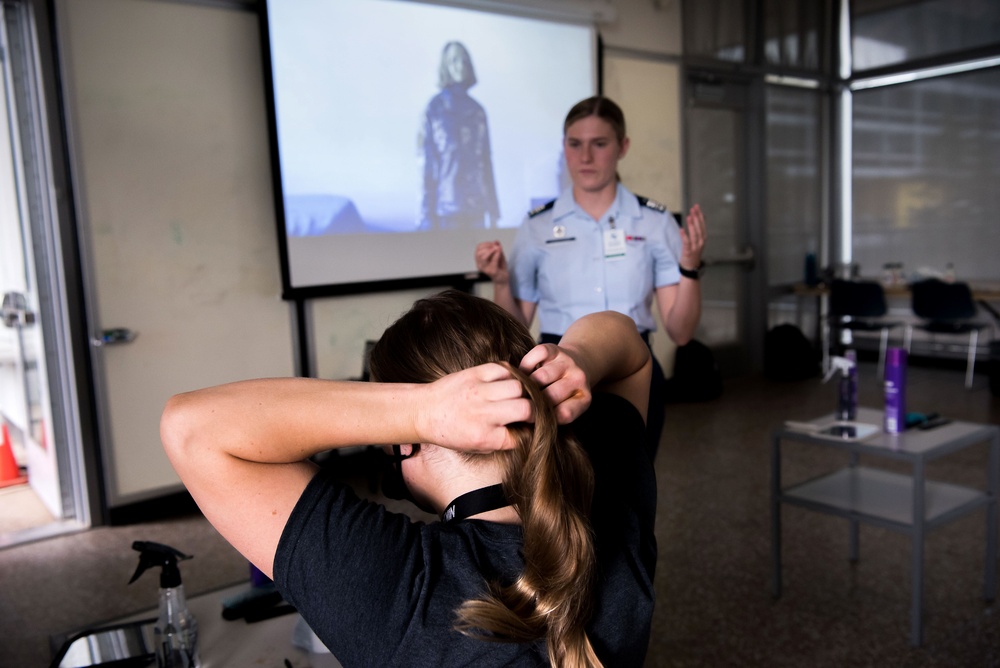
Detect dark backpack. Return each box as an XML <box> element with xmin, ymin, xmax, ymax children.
<box><xmin>764</xmin><ymin>324</ymin><xmax>820</xmax><ymax>381</ymax></box>
<box><xmin>663</xmin><ymin>339</ymin><xmax>723</xmax><ymax>403</ymax></box>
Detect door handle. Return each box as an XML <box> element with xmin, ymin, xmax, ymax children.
<box><xmin>91</xmin><ymin>328</ymin><xmax>138</xmax><ymax>347</ymax></box>
<box><xmin>705</xmin><ymin>245</ymin><xmax>756</xmax><ymax>270</ymax></box>
<box><xmin>1</xmin><ymin>291</ymin><xmax>36</xmax><ymax>328</ymax></box>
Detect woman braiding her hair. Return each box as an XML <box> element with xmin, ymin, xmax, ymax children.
<box><xmin>161</xmin><ymin>289</ymin><xmax>656</xmax><ymax>667</ymax></box>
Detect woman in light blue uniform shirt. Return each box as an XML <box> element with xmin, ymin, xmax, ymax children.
<box><xmin>475</xmin><ymin>96</ymin><xmax>707</xmax><ymax>455</ymax></box>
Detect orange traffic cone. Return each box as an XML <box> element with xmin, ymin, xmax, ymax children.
<box><xmin>0</xmin><ymin>423</ymin><xmax>28</xmax><ymax>488</ymax></box>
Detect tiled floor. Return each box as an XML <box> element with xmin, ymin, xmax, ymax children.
<box><xmin>3</xmin><ymin>359</ymin><xmax>999</xmax><ymax>667</ymax></box>
<box><xmin>648</xmin><ymin>361</ymin><xmax>999</xmax><ymax>667</ymax></box>
<box><xmin>0</xmin><ymin>484</ymin><xmax>54</xmax><ymax>536</ymax></box>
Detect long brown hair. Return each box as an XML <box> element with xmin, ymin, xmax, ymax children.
<box><xmin>369</xmin><ymin>290</ymin><xmax>601</xmax><ymax>668</ymax></box>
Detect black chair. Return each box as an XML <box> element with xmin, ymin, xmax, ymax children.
<box><xmin>905</xmin><ymin>279</ymin><xmax>991</xmax><ymax>389</ymax></box>
<box><xmin>827</xmin><ymin>279</ymin><xmax>901</xmax><ymax>378</ymax></box>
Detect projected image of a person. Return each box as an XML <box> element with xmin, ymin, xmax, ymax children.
<box><xmin>474</xmin><ymin>96</ymin><xmax>708</xmax><ymax>459</ymax></box>
<box><xmin>418</xmin><ymin>41</ymin><xmax>500</xmax><ymax>230</ymax></box>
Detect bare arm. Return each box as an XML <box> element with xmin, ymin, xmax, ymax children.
<box><xmin>160</xmin><ymin>370</ymin><xmax>531</xmax><ymax>577</ymax></box>
<box><xmin>474</xmin><ymin>240</ymin><xmax>537</xmax><ymax>327</ymax></box>
<box><xmin>520</xmin><ymin>311</ymin><xmax>652</xmax><ymax>424</ymax></box>
<box><xmin>658</xmin><ymin>204</ymin><xmax>706</xmax><ymax>345</ymax></box>
<box><xmin>656</xmin><ymin>282</ymin><xmax>701</xmax><ymax>346</ymax></box>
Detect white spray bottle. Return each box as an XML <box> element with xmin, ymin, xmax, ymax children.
<box><xmin>130</xmin><ymin>540</ymin><xmax>201</xmax><ymax>668</ymax></box>
<box><xmin>823</xmin><ymin>350</ymin><xmax>858</xmax><ymax>421</ymax></box>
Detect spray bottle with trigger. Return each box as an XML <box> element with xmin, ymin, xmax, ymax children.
<box><xmin>822</xmin><ymin>350</ymin><xmax>858</xmax><ymax>421</ymax></box>
<box><xmin>130</xmin><ymin>540</ymin><xmax>201</xmax><ymax>668</ymax></box>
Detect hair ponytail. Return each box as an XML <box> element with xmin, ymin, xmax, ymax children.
<box><xmin>454</xmin><ymin>365</ymin><xmax>601</xmax><ymax>668</ymax></box>
<box><xmin>370</xmin><ymin>290</ymin><xmax>602</xmax><ymax>667</ymax></box>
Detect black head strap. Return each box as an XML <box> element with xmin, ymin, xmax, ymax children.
<box><xmin>441</xmin><ymin>484</ymin><xmax>509</xmax><ymax>523</ymax></box>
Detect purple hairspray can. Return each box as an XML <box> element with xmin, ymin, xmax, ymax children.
<box><xmin>883</xmin><ymin>347</ymin><xmax>907</xmax><ymax>433</ymax></box>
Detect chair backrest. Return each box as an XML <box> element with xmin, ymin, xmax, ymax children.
<box><xmin>829</xmin><ymin>279</ymin><xmax>888</xmax><ymax>318</ymax></box>
<box><xmin>910</xmin><ymin>278</ymin><xmax>977</xmax><ymax>321</ymax></box>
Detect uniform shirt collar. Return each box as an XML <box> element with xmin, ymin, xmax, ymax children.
<box><xmin>554</xmin><ymin>183</ymin><xmax>637</xmax><ymax>223</ymax></box>
<box><xmin>552</xmin><ymin>187</ymin><xmax>577</xmax><ymax>221</ymax></box>
<box><xmin>616</xmin><ymin>183</ymin><xmax>641</xmax><ymax>220</ymax></box>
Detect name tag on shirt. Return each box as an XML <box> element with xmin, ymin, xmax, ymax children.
<box><xmin>604</xmin><ymin>229</ymin><xmax>626</xmax><ymax>260</ymax></box>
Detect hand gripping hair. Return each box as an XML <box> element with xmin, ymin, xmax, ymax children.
<box><xmin>369</xmin><ymin>290</ymin><xmax>603</xmax><ymax>668</ymax></box>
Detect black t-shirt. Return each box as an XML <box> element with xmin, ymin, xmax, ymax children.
<box><xmin>274</xmin><ymin>393</ymin><xmax>656</xmax><ymax>667</ymax></box>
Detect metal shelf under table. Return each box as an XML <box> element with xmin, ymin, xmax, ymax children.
<box><xmin>771</xmin><ymin>408</ymin><xmax>999</xmax><ymax>646</ymax></box>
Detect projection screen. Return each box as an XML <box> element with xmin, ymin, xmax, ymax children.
<box><xmin>260</xmin><ymin>0</ymin><xmax>598</xmax><ymax>296</ymax></box>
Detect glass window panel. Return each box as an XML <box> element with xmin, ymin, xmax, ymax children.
<box><xmin>683</xmin><ymin>0</ymin><xmax>747</xmax><ymax>63</ymax></box>
<box><xmin>764</xmin><ymin>0</ymin><xmax>824</xmax><ymax>71</ymax></box>
<box><xmin>852</xmin><ymin>0</ymin><xmax>1000</xmax><ymax>71</ymax></box>
<box><xmin>766</xmin><ymin>85</ymin><xmax>822</xmax><ymax>286</ymax></box>
<box><xmin>852</xmin><ymin>68</ymin><xmax>1000</xmax><ymax>282</ymax></box>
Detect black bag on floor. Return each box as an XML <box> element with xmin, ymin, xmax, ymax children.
<box><xmin>765</xmin><ymin>324</ymin><xmax>820</xmax><ymax>381</ymax></box>
<box><xmin>663</xmin><ymin>339</ymin><xmax>723</xmax><ymax>403</ymax></box>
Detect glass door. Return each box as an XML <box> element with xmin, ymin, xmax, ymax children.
<box><xmin>0</xmin><ymin>2</ymin><xmax>89</xmax><ymax>546</ymax></box>
<box><xmin>685</xmin><ymin>72</ymin><xmax>766</xmax><ymax>375</ymax></box>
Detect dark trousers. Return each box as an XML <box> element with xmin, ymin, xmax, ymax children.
<box><xmin>540</xmin><ymin>332</ymin><xmax>665</xmax><ymax>460</ymax></box>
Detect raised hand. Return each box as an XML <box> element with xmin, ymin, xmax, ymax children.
<box><xmin>474</xmin><ymin>240</ymin><xmax>510</xmax><ymax>283</ymax></box>
<box><xmin>680</xmin><ymin>203</ymin><xmax>706</xmax><ymax>270</ymax></box>
<box><xmin>520</xmin><ymin>343</ymin><xmax>592</xmax><ymax>425</ymax></box>
<box><xmin>418</xmin><ymin>363</ymin><xmax>531</xmax><ymax>452</ymax></box>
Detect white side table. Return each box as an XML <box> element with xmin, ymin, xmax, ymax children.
<box><xmin>771</xmin><ymin>407</ymin><xmax>999</xmax><ymax>646</ymax></box>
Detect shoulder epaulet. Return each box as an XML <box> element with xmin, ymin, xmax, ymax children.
<box><xmin>636</xmin><ymin>195</ymin><xmax>667</xmax><ymax>213</ymax></box>
<box><xmin>528</xmin><ymin>200</ymin><xmax>555</xmax><ymax>218</ymax></box>
<box><xmin>637</xmin><ymin>195</ymin><xmax>683</xmax><ymax>227</ymax></box>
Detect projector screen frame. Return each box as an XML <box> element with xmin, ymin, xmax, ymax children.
<box><xmin>258</xmin><ymin>0</ymin><xmax>603</xmax><ymax>300</ymax></box>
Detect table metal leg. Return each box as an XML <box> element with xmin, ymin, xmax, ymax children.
<box><xmin>773</xmin><ymin>421</ymin><xmax>999</xmax><ymax>647</ymax></box>
<box><xmin>987</xmin><ymin>437</ymin><xmax>998</xmax><ymax>601</ymax></box>
<box><xmin>849</xmin><ymin>453</ymin><xmax>860</xmax><ymax>562</ymax></box>
<box><xmin>911</xmin><ymin>458</ymin><xmax>925</xmax><ymax>647</ymax></box>
<box><xmin>772</xmin><ymin>434</ymin><xmax>782</xmax><ymax>599</ymax></box>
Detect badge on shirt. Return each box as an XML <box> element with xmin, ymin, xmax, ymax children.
<box><xmin>603</xmin><ymin>228</ymin><xmax>626</xmax><ymax>260</ymax></box>
<box><xmin>546</xmin><ymin>224</ymin><xmax>575</xmax><ymax>244</ymax></box>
